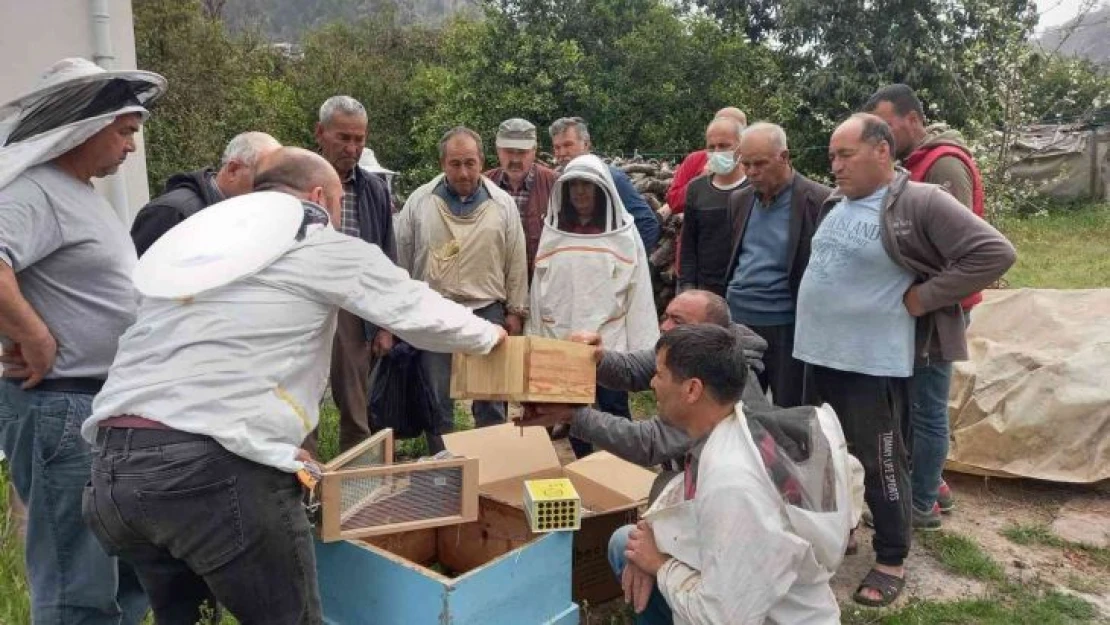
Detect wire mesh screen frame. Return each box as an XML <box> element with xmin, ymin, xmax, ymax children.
<box><xmin>318</xmin><ymin>457</ymin><xmax>479</xmax><ymax>542</ymax></box>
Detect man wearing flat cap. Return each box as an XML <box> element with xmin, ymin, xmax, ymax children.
<box><xmin>484</xmin><ymin>118</ymin><xmax>558</xmax><ymax>279</ymax></box>
<box><xmin>0</xmin><ymin>57</ymin><xmax>165</xmax><ymax>624</ymax></box>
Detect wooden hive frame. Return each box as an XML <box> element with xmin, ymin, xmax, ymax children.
<box><xmin>317</xmin><ymin>429</ymin><xmax>479</xmax><ymax>542</ymax></box>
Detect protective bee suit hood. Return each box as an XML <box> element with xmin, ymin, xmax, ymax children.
<box><xmin>526</xmin><ymin>154</ymin><xmax>659</xmax><ymax>352</ymax></box>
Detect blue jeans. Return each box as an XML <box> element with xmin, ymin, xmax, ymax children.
<box><xmin>608</xmin><ymin>525</ymin><xmax>673</xmax><ymax>625</ymax></box>
<box><xmin>0</xmin><ymin>381</ymin><xmax>148</xmax><ymax>624</ymax></box>
<box><xmin>909</xmin><ymin>361</ymin><xmax>952</xmax><ymax>513</ymax></box>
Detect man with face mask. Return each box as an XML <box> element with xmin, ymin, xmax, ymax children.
<box><xmin>725</xmin><ymin>122</ymin><xmax>832</xmax><ymax>408</ymax></box>
<box><xmin>677</xmin><ymin>115</ymin><xmax>748</xmax><ymax>297</ymax></box>
<box><xmin>395</xmin><ymin>127</ymin><xmax>529</xmax><ymax>452</ymax></box>
<box><xmin>484</xmin><ymin>118</ymin><xmax>558</xmax><ymax>279</ymax></box>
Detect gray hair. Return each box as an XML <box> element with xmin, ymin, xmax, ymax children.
<box><xmin>549</xmin><ymin>116</ymin><xmax>591</xmax><ymax>143</ymax></box>
<box><xmin>220</xmin><ymin>131</ymin><xmax>281</xmax><ymax>168</ymax></box>
<box><xmin>709</xmin><ymin>116</ymin><xmax>746</xmax><ymax>141</ymax></box>
<box><xmin>318</xmin><ymin>95</ymin><xmax>367</xmax><ymax>125</ymax></box>
<box><xmin>852</xmin><ymin>113</ymin><xmax>895</xmax><ymax>152</ymax></box>
<box><xmin>741</xmin><ymin>122</ymin><xmax>788</xmax><ymax>152</ymax></box>
<box><xmin>438</xmin><ymin>126</ymin><xmax>484</xmax><ymax>160</ymax></box>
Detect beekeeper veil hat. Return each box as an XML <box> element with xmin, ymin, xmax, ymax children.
<box><xmin>0</xmin><ymin>57</ymin><xmax>166</xmax><ymax>190</ymax></box>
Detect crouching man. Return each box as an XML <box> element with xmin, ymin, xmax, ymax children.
<box><xmin>607</xmin><ymin>325</ymin><xmax>853</xmax><ymax>624</ymax></box>
<box><xmin>79</xmin><ymin>148</ymin><xmax>506</xmax><ymax>625</ymax></box>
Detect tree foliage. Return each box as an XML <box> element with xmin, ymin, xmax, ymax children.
<box><xmin>134</xmin><ymin>0</ymin><xmax>1110</xmax><ymax>204</ymax></box>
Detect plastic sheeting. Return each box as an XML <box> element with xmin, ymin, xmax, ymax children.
<box><xmin>1008</xmin><ymin>124</ymin><xmax>1110</xmax><ymax>201</ymax></box>
<box><xmin>948</xmin><ymin>289</ymin><xmax>1110</xmax><ymax>483</ymax></box>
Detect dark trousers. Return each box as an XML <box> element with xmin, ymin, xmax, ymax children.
<box><xmin>84</xmin><ymin>428</ymin><xmax>322</xmax><ymax>625</ymax></box>
<box><xmin>570</xmin><ymin>386</ymin><xmax>631</xmax><ymax>458</ymax></box>
<box><xmin>810</xmin><ymin>365</ymin><xmax>912</xmax><ymax>566</ymax></box>
<box><xmin>332</xmin><ymin>309</ymin><xmax>380</xmax><ymax>452</ymax></box>
<box><xmin>423</xmin><ymin>302</ymin><xmax>507</xmax><ymax>454</ymax></box>
<box><xmin>749</xmin><ymin>323</ymin><xmax>808</xmax><ymax>407</ymax></box>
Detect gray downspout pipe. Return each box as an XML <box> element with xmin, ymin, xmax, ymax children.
<box><xmin>90</xmin><ymin>0</ymin><xmax>132</xmax><ymax>224</ymax></box>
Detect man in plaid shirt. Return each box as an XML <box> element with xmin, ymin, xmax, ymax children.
<box><xmin>483</xmin><ymin>118</ymin><xmax>558</xmax><ymax>279</ymax></box>
<box><xmin>309</xmin><ymin>96</ymin><xmax>396</xmax><ymax>454</ymax></box>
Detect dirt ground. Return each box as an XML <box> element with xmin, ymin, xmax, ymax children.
<box><xmin>550</xmin><ymin>432</ymin><xmax>1110</xmax><ymax>624</ymax></box>
<box><xmin>833</xmin><ymin>472</ymin><xmax>1109</xmax><ymax>611</ymax></box>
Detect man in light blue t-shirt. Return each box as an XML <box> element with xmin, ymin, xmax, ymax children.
<box><xmin>796</xmin><ymin>112</ymin><xmax>1016</xmax><ymax>610</ymax></box>
<box><xmin>794</xmin><ymin>114</ymin><xmax>915</xmax><ymax>609</ymax></box>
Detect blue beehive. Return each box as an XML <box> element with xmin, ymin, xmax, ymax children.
<box><xmin>315</xmin><ymin>505</ymin><xmax>579</xmax><ymax>625</ymax></box>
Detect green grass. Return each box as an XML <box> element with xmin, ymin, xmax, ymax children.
<box><xmin>1</xmin><ymin>467</ymin><xmax>29</xmax><ymax>625</ymax></box>
<box><xmin>1001</xmin><ymin>523</ymin><xmax>1110</xmax><ymax>571</ymax></box>
<box><xmin>999</xmin><ymin>204</ymin><xmax>1110</xmax><ymax>289</ymax></box>
<box><xmin>629</xmin><ymin>390</ymin><xmax>658</xmax><ymax>419</ymax></box>
<box><xmin>841</xmin><ymin>586</ymin><xmax>1097</xmax><ymax>624</ymax></box>
<box><xmin>917</xmin><ymin>531</ymin><xmax>1006</xmax><ymax>582</ymax></box>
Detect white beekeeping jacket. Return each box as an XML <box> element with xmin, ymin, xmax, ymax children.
<box><xmin>646</xmin><ymin>402</ymin><xmax>853</xmax><ymax>625</ymax></box>
<box><xmin>526</xmin><ymin>154</ymin><xmax>659</xmax><ymax>352</ymax></box>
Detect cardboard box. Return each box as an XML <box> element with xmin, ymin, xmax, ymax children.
<box><xmin>442</xmin><ymin>424</ymin><xmax>656</xmax><ymax>605</ymax></box>
<box><xmin>450</xmin><ymin>336</ymin><xmax>596</xmax><ymax>403</ymax></box>
<box><xmin>315</xmin><ymin>503</ymin><xmax>579</xmax><ymax>625</ymax></box>
<box><xmin>316</xmin><ymin>429</ymin><xmax>479</xmax><ymax>542</ymax></box>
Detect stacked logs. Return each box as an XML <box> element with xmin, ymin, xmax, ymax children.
<box><xmin>609</xmin><ymin>157</ymin><xmax>682</xmax><ymax>315</ymax></box>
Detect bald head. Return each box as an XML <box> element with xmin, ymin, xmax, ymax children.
<box><xmin>829</xmin><ymin>113</ymin><xmax>896</xmax><ymax>199</ymax></box>
<box><xmin>661</xmin><ymin>289</ymin><xmax>732</xmax><ymax>332</ymax></box>
<box><xmin>253</xmin><ymin>147</ymin><xmax>344</xmax><ymax>224</ymax></box>
<box><xmin>715</xmin><ymin>107</ymin><xmax>748</xmax><ymax>126</ymax></box>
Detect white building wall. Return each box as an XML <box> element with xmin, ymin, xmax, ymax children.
<box><xmin>0</xmin><ymin>0</ymin><xmax>151</xmax><ymax>224</ymax></box>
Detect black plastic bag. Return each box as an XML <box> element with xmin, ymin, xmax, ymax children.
<box><xmin>368</xmin><ymin>341</ymin><xmax>436</xmax><ymax>439</ymax></box>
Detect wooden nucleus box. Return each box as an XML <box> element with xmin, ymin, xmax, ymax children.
<box><xmin>450</xmin><ymin>336</ymin><xmax>596</xmax><ymax>404</ymax></box>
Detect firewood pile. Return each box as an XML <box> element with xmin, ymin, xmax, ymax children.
<box><xmin>609</xmin><ymin>157</ymin><xmax>682</xmax><ymax>315</ymax></box>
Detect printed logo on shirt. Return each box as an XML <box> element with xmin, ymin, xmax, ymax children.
<box><xmin>807</xmin><ymin>211</ymin><xmax>881</xmax><ymax>280</ymax></box>
<box><xmin>890</xmin><ymin>217</ymin><xmax>913</xmax><ymax>238</ymax></box>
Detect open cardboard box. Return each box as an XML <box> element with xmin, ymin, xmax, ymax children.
<box><xmin>442</xmin><ymin>423</ymin><xmax>656</xmax><ymax>605</ymax></box>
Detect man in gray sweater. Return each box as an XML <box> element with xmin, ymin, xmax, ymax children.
<box><xmin>517</xmin><ymin>290</ymin><xmax>769</xmax><ymax>497</ymax></box>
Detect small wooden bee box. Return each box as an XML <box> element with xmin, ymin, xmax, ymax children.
<box><xmin>523</xmin><ymin>478</ymin><xmax>582</xmax><ymax>533</ymax></box>
<box><xmin>450</xmin><ymin>336</ymin><xmax>596</xmax><ymax>404</ymax></box>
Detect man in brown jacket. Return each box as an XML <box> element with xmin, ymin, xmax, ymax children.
<box><xmin>864</xmin><ymin>84</ymin><xmax>987</xmax><ymax>525</ymax></box>
<box><xmin>725</xmin><ymin>122</ymin><xmax>831</xmax><ymax>407</ymax></box>
<box><xmin>794</xmin><ymin>113</ymin><xmax>1015</xmax><ymax>607</ymax></box>
<box><xmin>484</xmin><ymin>118</ymin><xmax>558</xmax><ymax>279</ymax></box>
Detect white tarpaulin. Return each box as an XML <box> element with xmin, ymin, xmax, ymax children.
<box><xmin>948</xmin><ymin>289</ymin><xmax>1110</xmax><ymax>483</ymax></box>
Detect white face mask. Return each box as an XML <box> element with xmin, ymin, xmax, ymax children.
<box><xmin>707</xmin><ymin>149</ymin><xmax>738</xmax><ymax>175</ymax></box>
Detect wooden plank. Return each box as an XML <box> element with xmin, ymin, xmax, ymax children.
<box><xmin>524</xmin><ymin>338</ymin><xmax>596</xmax><ymax>403</ymax></box>
<box><xmin>321</xmin><ymin>456</ymin><xmax>472</xmax><ymax>481</ymax></box>
<box><xmin>319</xmin><ymin>470</ymin><xmax>342</xmax><ymax>542</ymax></box>
<box><xmin>323</xmin><ymin>428</ymin><xmax>393</xmax><ymax>472</ymax></box>
<box><xmin>362</xmin><ymin>528</ymin><xmax>437</xmax><ymax>566</ymax></box>
<box><xmin>338</xmin><ymin>514</ymin><xmax>475</xmax><ymax>540</ymax></box>
<box><xmin>437</xmin><ymin>497</ymin><xmax>534</xmax><ymax>575</ymax></box>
